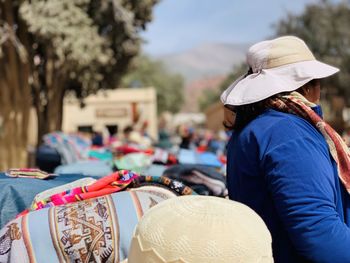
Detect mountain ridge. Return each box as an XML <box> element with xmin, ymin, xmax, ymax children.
<box><xmin>153</xmin><ymin>42</ymin><xmax>249</xmax><ymax>83</ymax></box>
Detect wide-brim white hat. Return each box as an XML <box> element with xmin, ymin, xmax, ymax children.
<box><xmin>124</xmin><ymin>196</ymin><xmax>273</xmax><ymax>263</ymax></box>
<box><xmin>221</xmin><ymin>36</ymin><xmax>339</xmax><ymax>106</ymax></box>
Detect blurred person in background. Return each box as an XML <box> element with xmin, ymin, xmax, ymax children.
<box><xmin>221</xmin><ymin>36</ymin><xmax>350</xmax><ymax>262</ymax></box>
<box><xmin>122</xmin><ymin>125</ymin><xmax>152</xmax><ymax>148</ymax></box>
<box><xmin>91</xmin><ymin>131</ymin><xmax>104</xmax><ymax>147</ymax></box>
<box><xmin>106</xmin><ymin>124</ymin><xmax>119</xmax><ymax>147</ymax></box>
<box><xmin>178</xmin><ymin>124</ymin><xmax>195</xmax><ymax>149</ymax></box>
<box><xmin>155</xmin><ymin>116</ymin><xmax>173</xmax><ymax>149</ymax></box>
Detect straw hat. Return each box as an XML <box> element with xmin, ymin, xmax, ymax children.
<box><xmin>125</xmin><ymin>196</ymin><xmax>273</xmax><ymax>263</ymax></box>
<box><xmin>221</xmin><ymin>36</ymin><xmax>339</xmax><ymax>106</ymax></box>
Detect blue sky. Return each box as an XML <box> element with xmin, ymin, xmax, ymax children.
<box><xmin>141</xmin><ymin>0</ymin><xmax>324</xmax><ymax>55</ymax></box>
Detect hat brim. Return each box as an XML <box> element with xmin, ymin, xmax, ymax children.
<box><xmin>221</xmin><ymin>60</ymin><xmax>339</xmax><ymax>106</ymax></box>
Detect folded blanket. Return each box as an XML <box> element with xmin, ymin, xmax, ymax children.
<box><xmin>0</xmin><ymin>177</ymin><xmax>195</xmax><ymax>262</ymax></box>
<box><xmin>163</xmin><ymin>164</ymin><xmax>227</xmax><ymax>197</ymax></box>
<box><xmin>0</xmin><ymin>188</ymin><xmax>171</xmax><ymax>262</ymax></box>
<box><xmin>114</xmin><ymin>153</ymin><xmax>152</xmax><ymax>174</ymax></box>
<box><xmin>5</xmin><ymin>168</ymin><xmax>54</xmax><ymax>180</ymax></box>
<box><xmin>43</xmin><ymin>132</ymin><xmax>90</xmax><ymax>164</ymax></box>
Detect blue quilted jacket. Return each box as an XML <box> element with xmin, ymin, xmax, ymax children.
<box><xmin>227</xmin><ymin>106</ymin><xmax>350</xmax><ymax>263</ymax></box>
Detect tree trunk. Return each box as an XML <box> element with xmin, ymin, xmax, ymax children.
<box><xmin>35</xmin><ymin>48</ymin><xmax>66</xmax><ymax>143</ymax></box>
<box><xmin>0</xmin><ymin>0</ymin><xmax>31</xmax><ymax>171</ymax></box>
<box><xmin>36</xmin><ymin>82</ymin><xmax>65</xmax><ymax>143</ymax></box>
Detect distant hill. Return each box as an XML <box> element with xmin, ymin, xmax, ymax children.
<box><xmin>155</xmin><ymin>43</ymin><xmax>249</xmax><ymax>83</ymax></box>
<box><xmin>182</xmin><ymin>75</ymin><xmax>227</xmax><ymax>112</ymax></box>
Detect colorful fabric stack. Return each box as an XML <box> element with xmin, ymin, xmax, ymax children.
<box><xmin>54</xmin><ymin>160</ymin><xmax>113</xmax><ymax>177</ymax></box>
<box><xmin>178</xmin><ymin>149</ymin><xmax>223</xmax><ymax>168</ymax></box>
<box><xmin>151</xmin><ymin>148</ymin><xmax>169</xmax><ymax>164</ymax></box>
<box><xmin>32</xmin><ymin>177</ymin><xmax>97</xmax><ymax>206</ymax></box>
<box><xmin>114</xmin><ymin>144</ymin><xmax>153</xmax><ymax>155</ymax></box>
<box><xmin>163</xmin><ymin>164</ymin><xmax>227</xmax><ymax>197</ymax></box>
<box><xmin>43</xmin><ymin>132</ymin><xmax>91</xmax><ymax>164</ymax></box>
<box><xmin>151</xmin><ymin>148</ymin><xmax>178</xmax><ymax>165</ymax></box>
<box><xmin>28</xmin><ymin>170</ymin><xmax>138</xmax><ymax>212</ymax></box>
<box><xmin>88</xmin><ymin>148</ymin><xmax>113</xmax><ymax>162</ymax></box>
<box><xmin>0</xmin><ymin>175</ymin><xmax>196</xmax><ymax>262</ymax></box>
<box><xmin>114</xmin><ymin>153</ymin><xmax>152</xmax><ymax>174</ymax></box>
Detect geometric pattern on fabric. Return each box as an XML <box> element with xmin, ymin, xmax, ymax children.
<box><xmin>0</xmin><ymin>179</ymin><xmax>196</xmax><ymax>263</ymax></box>
<box><xmin>130</xmin><ymin>176</ymin><xmax>196</xmax><ymax>197</ymax></box>
<box><xmin>0</xmin><ymin>217</ymin><xmax>29</xmax><ymax>263</ymax></box>
<box><xmin>49</xmin><ymin>195</ymin><xmax>118</xmax><ymax>263</ymax></box>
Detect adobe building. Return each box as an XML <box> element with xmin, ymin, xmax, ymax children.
<box><xmin>62</xmin><ymin>87</ymin><xmax>158</xmax><ymax>140</ymax></box>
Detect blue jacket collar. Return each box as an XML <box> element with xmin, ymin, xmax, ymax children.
<box><xmin>312</xmin><ymin>105</ymin><xmax>323</xmax><ymax>118</ymax></box>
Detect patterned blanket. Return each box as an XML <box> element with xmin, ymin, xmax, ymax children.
<box><xmin>0</xmin><ymin>179</ymin><xmax>195</xmax><ymax>263</ymax></box>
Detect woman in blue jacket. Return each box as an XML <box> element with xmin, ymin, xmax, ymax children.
<box><xmin>221</xmin><ymin>36</ymin><xmax>350</xmax><ymax>262</ymax></box>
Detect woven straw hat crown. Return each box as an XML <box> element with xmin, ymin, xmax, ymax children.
<box><xmin>126</xmin><ymin>196</ymin><xmax>273</xmax><ymax>263</ymax></box>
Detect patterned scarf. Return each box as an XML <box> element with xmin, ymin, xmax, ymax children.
<box><xmin>16</xmin><ymin>171</ymin><xmax>197</xmax><ymax>218</ymax></box>
<box><xmin>29</xmin><ymin>170</ymin><xmax>139</xmax><ymax>211</ymax></box>
<box><xmin>268</xmin><ymin>91</ymin><xmax>350</xmax><ymax>193</ymax></box>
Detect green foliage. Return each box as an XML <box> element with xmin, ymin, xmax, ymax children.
<box><xmin>0</xmin><ymin>0</ymin><xmax>159</xmax><ymax>142</ymax></box>
<box><xmin>218</xmin><ymin>63</ymin><xmax>247</xmax><ymax>93</ymax></box>
<box><xmin>122</xmin><ymin>55</ymin><xmax>185</xmax><ymax>113</ymax></box>
<box><xmin>18</xmin><ymin>0</ymin><xmax>158</xmax><ymax>96</ymax></box>
<box><xmin>85</xmin><ymin>0</ymin><xmax>158</xmax><ymax>93</ymax></box>
<box><xmin>20</xmin><ymin>0</ymin><xmax>111</xmax><ymax>91</ymax></box>
<box><xmin>199</xmin><ymin>89</ymin><xmax>219</xmax><ymax>111</ymax></box>
<box><xmin>274</xmin><ymin>0</ymin><xmax>350</xmax><ymax>103</ymax></box>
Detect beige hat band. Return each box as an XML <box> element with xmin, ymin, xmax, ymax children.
<box><xmin>266</xmin><ymin>53</ymin><xmax>315</xmax><ymax>69</ymax></box>
<box><xmin>265</xmin><ymin>37</ymin><xmax>316</xmax><ymax>69</ymax></box>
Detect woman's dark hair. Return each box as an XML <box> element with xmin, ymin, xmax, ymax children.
<box><xmin>296</xmin><ymin>79</ymin><xmax>320</xmax><ymax>96</ymax></box>
<box><xmin>232</xmin><ymin>98</ymin><xmax>273</xmax><ymax>131</ymax></box>
<box><xmin>223</xmin><ymin>67</ymin><xmax>319</xmax><ymax>131</ymax></box>
<box><xmin>223</xmin><ymin>67</ymin><xmax>273</xmax><ymax>131</ymax></box>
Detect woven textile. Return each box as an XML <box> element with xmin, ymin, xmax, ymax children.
<box><xmin>43</xmin><ymin>132</ymin><xmax>90</xmax><ymax>164</ymax></box>
<box><xmin>28</xmin><ymin>170</ymin><xmax>138</xmax><ymax>212</ymax></box>
<box><xmin>0</xmin><ymin>182</ymin><xmax>194</xmax><ymax>262</ymax></box>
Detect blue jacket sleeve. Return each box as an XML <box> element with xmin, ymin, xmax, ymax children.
<box><xmin>263</xmin><ymin>135</ymin><xmax>350</xmax><ymax>262</ymax></box>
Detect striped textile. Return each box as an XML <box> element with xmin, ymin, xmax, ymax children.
<box><xmin>0</xmin><ymin>183</ymin><xmax>193</xmax><ymax>262</ymax></box>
